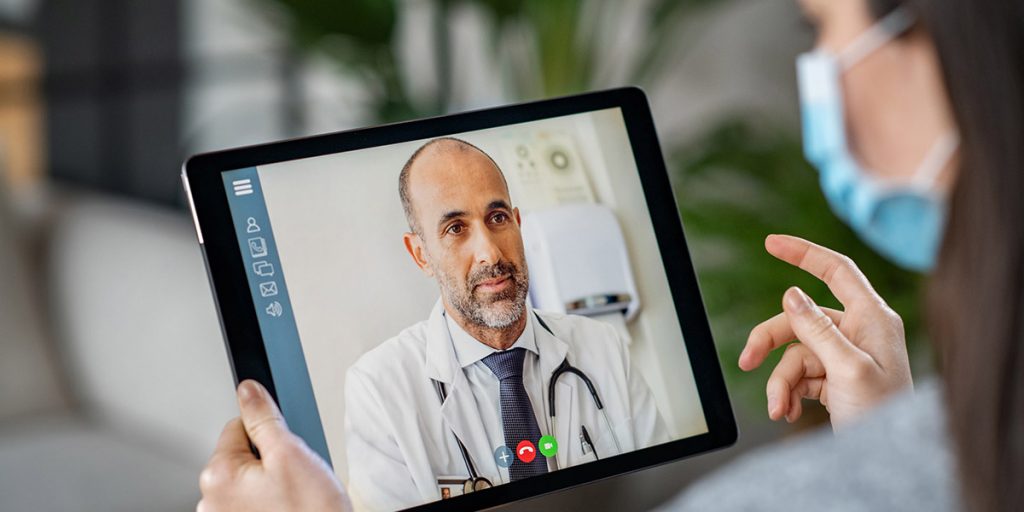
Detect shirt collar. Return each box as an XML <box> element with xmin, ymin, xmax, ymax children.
<box><xmin>444</xmin><ymin>308</ymin><xmax>538</xmax><ymax>368</ymax></box>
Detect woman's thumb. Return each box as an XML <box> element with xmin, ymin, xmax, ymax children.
<box><xmin>237</xmin><ymin>380</ymin><xmax>291</xmax><ymax>452</ymax></box>
<box><xmin>782</xmin><ymin>287</ymin><xmax>859</xmax><ymax>366</ymax></box>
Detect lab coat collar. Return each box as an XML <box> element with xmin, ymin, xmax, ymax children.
<box><xmin>445</xmin><ymin>308</ymin><xmax>539</xmax><ymax>369</ymax></box>
<box><xmin>425</xmin><ymin>300</ymin><xmax>571</xmax><ymax>391</ymax></box>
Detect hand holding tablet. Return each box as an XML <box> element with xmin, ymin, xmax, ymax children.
<box><xmin>184</xmin><ymin>88</ymin><xmax>736</xmax><ymax>511</ymax></box>
<box><xmin>198</xmin><ymin>380</ymin><xmax>351</xmax><ymax>512</ymax></box>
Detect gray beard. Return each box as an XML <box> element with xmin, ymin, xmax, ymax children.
<box><xmin>460</xmin><ymin>290</ymin><xmax>526</xmax><ymax>329</ymax></box>
<box><xmin>439</xmin><ymin>261</ymin><xmax>529</xmax><ymax>330</ymax></box>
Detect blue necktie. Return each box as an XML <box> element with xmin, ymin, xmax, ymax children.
<box><xmin>481</xmin><ymin>348</ymin><xmax>548</xmax><ymax>481</ymax></box>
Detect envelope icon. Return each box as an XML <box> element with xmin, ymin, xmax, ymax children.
<box><xmin>259</xmin><ymin>281</ymin><xmax>279</xmax><ymax>297</ymax></box>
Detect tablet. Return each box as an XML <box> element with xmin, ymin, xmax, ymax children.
<box><xmin>183</xmin><ymin>87</ymin><xmax>736</xmax><ymax>512</ymax></box>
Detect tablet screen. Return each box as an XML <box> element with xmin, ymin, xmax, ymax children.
<box><xmin>218</xmin><ymin>106</ymin><xmax>709</xmax><ymax>511</ymax></box>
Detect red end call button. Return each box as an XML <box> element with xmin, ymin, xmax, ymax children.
<box><xmin>516</xmin><ymin>440</ymin><xmax>537</xmax><ymax>463</ymax></box>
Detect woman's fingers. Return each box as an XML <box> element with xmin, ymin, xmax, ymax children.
<box><xmin>787</xmin><ymin>387</ymin><xmax>803</xmax><ymax>423</ymax></box>
<box><xmin>766</xmin><ymin>343</ymin><xmax>825</xmax><ymax>420</ymax></box>
<box><xmin>782</xmin><ymin>287</ymin><xmax>868</xmax><ymax>371</ymax></box>
<box><xmin>786</xmin><ymin>378</ymin><xmax>825</xmax><ymax>423</ymax></box>
<box><xmin>765</xmin><ymin>234</ymin><xmax>881</xmax><ymax>309</ymax></box>
<box><xmin>741</xmin><ymin>307</ymin><xmax>843</xmax><ymax>371</ymax></box>
<box><xmin>750</xmin><ymin>236</ymin><xmax>911</xmax><ymax>429</ymax></box>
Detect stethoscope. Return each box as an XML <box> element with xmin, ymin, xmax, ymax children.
<box><xmin>430</xmin><ymin>313</ymin><xmax>624</xmax><ymax>492</ymax></box>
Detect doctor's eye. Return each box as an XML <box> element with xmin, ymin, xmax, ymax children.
<box><xmin>490</xmin><ymin>212</ymin><xmax>510</xmax><ymax>224</ymax></box>
<box><xmin>446</xmin><ymin>223</ymin><xmax>465</xmax><ymax>235</ymax></box>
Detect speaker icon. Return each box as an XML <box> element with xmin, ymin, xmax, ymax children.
<box><xmin>265</xmin><ymin>301</ymin><xmax>283</xmax><ymax>318</ymax></box>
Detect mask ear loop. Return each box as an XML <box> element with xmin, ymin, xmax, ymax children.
<box><xmin>910</xmin><ymin>132</ymin><xmax>960</xmax><ymax>190</ymax></box>
<box><xmin>863</xmin><ymin>131</ymin><xmax>959</xmax><ymax>196</ymax></box>
<box><xmin>838</xmin><ymin>7</ymin><xmax>916</xmax><ymax>70</ymax></box>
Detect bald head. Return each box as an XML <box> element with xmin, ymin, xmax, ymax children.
<box><xmin>398</xmin><ymin>137</ymin><xmax>509</xmax><ymax>235</ymax></box>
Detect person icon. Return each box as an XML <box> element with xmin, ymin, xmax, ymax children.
<box><xmin>246</xmin><ymin>217</ymin><xmax>261</xmax><ymax>233</ymax></box>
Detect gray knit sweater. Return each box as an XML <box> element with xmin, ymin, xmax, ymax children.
<box><xmin>657</xmin><ymin>379</ymin><xmax>961</xmax><ymax>511</ymax></box>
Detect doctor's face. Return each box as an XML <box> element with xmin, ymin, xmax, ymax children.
<box><xmin>402</xmin><ymin>141</ymin><xmax>530</xmax><ymax>330</ymax></box>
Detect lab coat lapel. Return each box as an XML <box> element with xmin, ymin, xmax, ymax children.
<box><xmin>534</xmin><ymin>312</ymin><xmax>575</xmax><ymax>469</ymax></box>
<box><xmin>424</xmin><ymin>299</ymin><xmax>494</xmax><ymax>479</ymax></box>
<box><xmin>553</xmin><ymin>380</ymin><xmax>575</xmax><ymax>469</ymax></box>
<box><xmin>424</xmin><ymin>300</ymin><xmax>455</xmax><ymax>384</ymax></box>
<box><xmin>439</xmin><ymin>368</ymin><xmax>494</xmax><ymax>479</ymax></box>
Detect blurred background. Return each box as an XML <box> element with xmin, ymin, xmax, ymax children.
<box><xmin>0</xmin><ymin>0</ymin><xmax>930</xmax><ymax>510</ymax></box>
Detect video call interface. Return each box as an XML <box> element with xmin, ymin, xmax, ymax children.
<box><xmin>222</xmin><ymin>107</ymin><xmax>708</xmax><ymax>511</ymax></box>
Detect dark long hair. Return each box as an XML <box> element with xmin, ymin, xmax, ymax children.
<box><xmin>869</xmin><ymin>0</ymin><xmax>1024</xmax><ymax>510</ymax></box>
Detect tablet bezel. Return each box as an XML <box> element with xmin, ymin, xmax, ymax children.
<box><xmin>184</xmin><ymin>87</ymin><xmax>737</xmax><ymax>511</ymax></box>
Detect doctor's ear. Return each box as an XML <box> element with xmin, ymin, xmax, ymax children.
<box><xmin>403</xmin><ymin>232</ymin><xmax>434</xmax><ymax>277</ymax></box>
<box><xmin>514</xmin><ymin>207</ymin><xmax>521</xmax><ymax>226</ymax></box>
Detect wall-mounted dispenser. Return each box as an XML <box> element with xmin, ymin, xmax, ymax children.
<box><xmin>521</xmin><ymin>203</ymin><xmax>640</xmax><ymax>323</ymax></box>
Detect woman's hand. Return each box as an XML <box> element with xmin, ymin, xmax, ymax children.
<box><xmin>197</xmin><ymin>380</ymin><xmax>351</xmax><ymax>512</ymax></box>
<box><xmin>740</xmin><ymin>235</ymin><xmax>913</xmax><ymax>430</ymax></box>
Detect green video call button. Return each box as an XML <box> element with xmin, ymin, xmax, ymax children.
<box><xmin>539</xmin><ymin>435</ymin><xmax>558</xmax><ymax>457</ymax></box>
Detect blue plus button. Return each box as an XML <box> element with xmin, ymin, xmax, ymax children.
<box><xmin>493</xmin><ymin>445</ymin><xmax>514</xmax><ymax>468</ymax></box>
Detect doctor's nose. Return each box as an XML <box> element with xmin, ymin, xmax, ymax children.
<box><xmin>470</xmin><ymin>228</ymin><xmax>503</xmax><ymax>265</ymax></box>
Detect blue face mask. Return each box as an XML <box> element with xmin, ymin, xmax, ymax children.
<box><xmin>796</xmin><ymin>7</ymin><xmax>959</xmax><ymax>272</ymax></box>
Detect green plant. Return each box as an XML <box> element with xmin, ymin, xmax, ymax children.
<box><xmin>254</xmin><ymin>0</ymin><xmax>722</xmax><ymax>120</ymax></box>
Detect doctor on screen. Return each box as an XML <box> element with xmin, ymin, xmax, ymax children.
<box><xmin>343</xmin><ymin>137</ymin><xmax>669</xmax><ymax>511</ymax></box>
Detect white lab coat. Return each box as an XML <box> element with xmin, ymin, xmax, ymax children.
<box><xmin>344</xmin><ymin>300</ymin><xmax>669</xmax><ymax>511</ymax></box>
